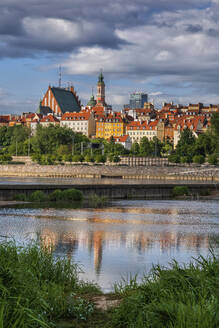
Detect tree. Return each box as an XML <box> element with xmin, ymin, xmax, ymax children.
<box><xmin>139</xmin><ymin>137</ymin><xmax>152</xmax><ymax>156</ymax></box>
<box><xmin>176</xmin><ymin>127</ymin><xmax>196</xmax><ymax>162</ymax></box>
<box><xmin>131</xmin><ymin>142</ymin><xmax>140</xmax><ymax>155</ymax></box>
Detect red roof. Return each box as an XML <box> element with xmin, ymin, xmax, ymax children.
<box><xmin>41</xmin><ymin>115</ymin><xmax>60</xmax><ymax>123</ymax></box>
<box><xmin>61</xmin><ymin>112</ymin><xmax>91</xmax><ymax>121</ymax></box>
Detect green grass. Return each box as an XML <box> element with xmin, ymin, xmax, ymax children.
<box><xmin>0</xmin><ymin>242</ymin><xmax>101</xmax><ymax>328</ymax></box>
<box><xmin>0</xmin><ymin>242</ymin><xmax>218</xmax><ymax>328</ymax></box>
<box><xmin>88</xmin><ymin>193</ymin><xmax>108</xmax><ymax>208</ymax></box>
<box><xmin>110</xmin><ymin>252</ymin><xmax>219</xmax><ymax>328</ymax></box>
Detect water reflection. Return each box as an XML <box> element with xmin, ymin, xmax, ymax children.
<box><xmin>0</xmin><ymin>200</ymin><xmax>218</xmax><ymax>291</ymax></box>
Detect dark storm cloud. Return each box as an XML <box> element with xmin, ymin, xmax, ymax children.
<box><xmin>0</xmin><ymin>0</ymin><xmax>211</xmax><ymax>58</ymax></box>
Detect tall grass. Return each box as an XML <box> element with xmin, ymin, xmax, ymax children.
<box><xmin>110</xmin><ymin>253</ymin><xmax>219</xmax><ymax>328</ymax></box>
<box><xmin>0</xmin><ymin>242</ymin><xmax>101</xmax><ymax>327</ymax></box>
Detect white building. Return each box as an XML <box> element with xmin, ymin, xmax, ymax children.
<box><xmin>60</xmin><ymin>111</ymin><xmax>96</xmax><ymax>137</ymax></box>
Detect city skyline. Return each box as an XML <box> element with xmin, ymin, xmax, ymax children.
<box><xmin>1</xmin><ymin>1</ymin><xmax>219</xmax><ymax>114</ymax></box>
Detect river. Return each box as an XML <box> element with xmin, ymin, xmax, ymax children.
<box><xmin>0</xmin><ymin>199</ymin><xmax>218</xmax><ymax>292</ymax></box>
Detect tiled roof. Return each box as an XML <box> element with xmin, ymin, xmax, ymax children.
<box><xmin>41</xmin><ymin>115</ymin><xmax>60</xmax><ymax>123</ymax></box>
<box><xmin>51</xmin><ymin>87</ymin><xmax>81</xmax><ymax>113</ymax></box>
<box><xmin>61</xmin><ymin>112</ymin><xmax>91</xmax><ymax>121</ymax></box>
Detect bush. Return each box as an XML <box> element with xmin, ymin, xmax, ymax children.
<box><xmin>48</xmin><ymin>189</ymin><xmax>63</xmax><ymax>202</ymax></box>
<box><xmin>173</xmin><ymin>186</ymin><xmax>189</xmax><ymax>197</ymax></box>
<box><xmin>14</xmin><ymin>193</ymin><xmax>27</xmax><ymax>201</ymax></box>
<box><xmin>0</xmin><ymin>154</ymin><xmax>12</xmax><ymax>162</ymax></box>
<box><xmin>29</xmin><ymin>190</ymin><xmax>47</xmax><ymax>202</ymax></box>
<box><xmin>208</xmin><ymin>154</ymin><xmax>218</xmax><ymax>165</ymax></box>
<box><xmin>113</xmin><ymin>155</ymin><xmax>121</xmax><ymax>163</ymax></box>
<box><xmin>61</xmin><ymin>188</ymin><xmax>83</xmax><ymax>201</ymax></box>
<box><xmin>180</xmin><ymin>156</ymin><xmax>191</xmax><ymax>164</ymax></box>
<box><xmin>193</xmin><ymin>155</ymin><xmax>205</xmax><ymax>164</ymax></box>
<box><xmin>84</xmin><ymin>154</ymin><xmax>95</xmax><ymax>163</ymax></box>
<box><xmin>72</xmin><ymin>154</ymin><xmax>83</xmax><ymax>162</ymax></box>
<box><xmin>168</xmin><ymin>154</ymin><xmax>180</xmax><ymax>163</ymax></box>
<box><xmin>95</xmin><ymin>154</ymin><xmax>106</xmax><ymax>163</ymax></box>
<box><xmin>88</xmin><ymin>193</ymin><xmax>108</xmax><ymax>208</ymax></box>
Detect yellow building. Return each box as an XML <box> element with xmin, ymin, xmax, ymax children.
<box><xmin>96</xmin><ymin>113</ymin><xmax>128</xmax><ymax>139</ymax></box>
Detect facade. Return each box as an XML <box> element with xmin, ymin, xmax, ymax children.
<box><xmin>129</xmin><ymin>92</ymin><xmax>148</xmax><ymax>109</ymax></box>
<box><xmin>40</xmin><ymin>115</ymin><xmax>60</xmax><ymax>127</ymax></box>
<box><xmin>113</xmin><ymin>135</ymin><xmax>132</xmax><ymax>150</ymax></box>
<box><xmin>127</xmin><ymin>120</ymin><xmax>164</xmax><ymax>143</ymax></box>
<box><xmin>96</xmin><ymin>113</ymin><xmax>129</xmax><ymax>139</ymax></box>
<box><xmin>60</xmin><ymin>111</ymin><xmax>96</xmax><ymax>137</ymax></box>
<box><xmin>39</xmin><ymin>85</ymin><xmax>81</xmax><ymax>116</ymax></box>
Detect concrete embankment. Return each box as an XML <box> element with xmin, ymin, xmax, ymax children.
<box><xmin>0</xmin><ymin>164</ymin><xmax>219</xmax><ymax>182</ymax></box>
<box><xmin>0</xmin><ymin>183</ymin><xmax>218</xmax><ymax>201</ymax></box>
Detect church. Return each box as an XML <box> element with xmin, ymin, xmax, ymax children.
<box><xmin>37</xmin><ymin>85</ymin><xmax>81</xmax><ymax>116</ymax></box>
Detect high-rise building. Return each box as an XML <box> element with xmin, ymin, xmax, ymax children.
<box><xmin>129</xmin><ymin>92</ymin><xmax>148</xmax><ymax>109</ymax></box>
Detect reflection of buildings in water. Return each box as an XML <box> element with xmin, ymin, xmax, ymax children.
<box><xmin>40</xmin><ymin>229</ymin><xmax>58</xmax><ymax>251</ymax></box>
<box><xmin>93</xmin><ymin>231</ymin><xmax>103</xmax><ymax>275</ymax></box>
<box><xmin>39</xmin><ymin>226</ymin><xmax>210</xmax><ymax>270</ymax></box>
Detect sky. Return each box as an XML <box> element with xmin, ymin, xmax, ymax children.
<box><xmin>1</xmin><ymin>0</ymin><xmax>219</xmax><ymax>114</ymax></box>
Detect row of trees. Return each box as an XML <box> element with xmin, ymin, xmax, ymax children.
<box><xmin>0</xmin><ymin>112</ymin><xmax>218</xmax><ymax>165</ymax></box>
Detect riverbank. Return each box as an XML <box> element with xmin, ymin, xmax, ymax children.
<box><xmin>0</xmin><ymin>163</ymin><xmax>218</xmax><ymax>182</ymax></box>
<box><xmin>1</xmin><ymin>242</ymin><xmax>218</xmax><ymax>328</ymax></box>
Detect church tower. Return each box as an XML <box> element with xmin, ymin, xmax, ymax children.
<box><xmin>96</xmin><ymin>71</ymin><xmax>106</xmax><ymax>105</ymax></box>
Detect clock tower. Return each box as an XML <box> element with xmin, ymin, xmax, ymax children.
<box><xmin>96</xmin><ymin>71</ymin><xmax>106</xmax><ymax>105</ymax></box>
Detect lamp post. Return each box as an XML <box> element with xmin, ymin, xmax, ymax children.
<box><xmin>72</xmin><ymin>135</ymin><xmax>74</xmax><ymax>156</ymax></box>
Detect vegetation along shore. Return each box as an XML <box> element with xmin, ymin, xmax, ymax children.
<box><xmin>0</xmin><ymin>242</ymin><xmax>218</xmax><ymax>328</ymax></box>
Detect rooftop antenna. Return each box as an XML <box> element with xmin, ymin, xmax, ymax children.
<box><xmin>58</xmin><ymin>65</ymin><xmax>62</xmax><ymax>88</ymax></box>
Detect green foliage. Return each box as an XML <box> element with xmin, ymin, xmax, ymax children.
<box><xmin>112</xmin><ymin>155</ymin><xmax>121</xmax><ymax>163</ymax></box>
<box><xmin>0</xmin><ymin>154</ymin><xmax>12</xmax><ymax>162</ymax></box>
<box><xmin>193</xmin><ymin>154</ymin><xmax>205</xmax><ymax>164</ymax></box>
<box><xmin>208</xmin><ymin>154</ymin><xmax>218</xmax><ymax>165</ymax></box>
<box><xmin>110</xmin><ymin>254</ymin><xmax>219</xmax><ymax>328</ymax></box>
<box><xmin>29</xmin><ymin>190</ymin><xmax>48</xmax><ymax>202</ymax></box>
<box><xmin>14</xmin><ymin>193</ymin><xmax>27</xmax><ymax>201</ymax></box>
<box><xmin>131</xmin><ymin>141</ymin><xmax>140</xmax><ymax>155</ymax></box>
<box><xmin>48</xmin><ymin>189</ymin><xmax>63</xmax><ymax>202</ymax></box>
<box><xmin>173</xmin><ymin>186</ymin><xmax>189</xmax><ymax>196</ymax></box>
<box><xmin>84</xmin><ymin>154</ymin><xmax>95</xmax><ymax>163</ymax></box>
<box><xmin>61</xmin><ymin>189</ymin><xmax>83</xmax><ymax>201</ymax></box>
<box><xmin>72</xmin><ymin>154</ymin><xmax>84</xmax><ymax>162</ymax></box>
<box><xmin>95</xmin><ymin>154</ymin><xmax>106</xmax><ymax>163</ymax></box>
<box><xmin>211</xmin><ymin>112</ymin><xmax>219</xmax><ymax>135</ymax></box>
<box><xmin>88</xmin><ymin>194</ymin><xmax>108</xmax><ymax>208</ymax></box>
<box><xmin>0</xmin><ymin>242</ymin><xmax>99</xmax><ymax>327</ymax></box>
<box><xmin>168</xmin><ymin>153</ymin><xmax>180</xmax><ymax>163</ymax></box>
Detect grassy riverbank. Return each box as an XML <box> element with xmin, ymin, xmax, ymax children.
<box><xmin>0</xmin><ymin>242</ymin><xmax>218</xmax><ymax>327</ymax></box>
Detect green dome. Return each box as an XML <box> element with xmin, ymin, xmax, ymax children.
<box><xmin>87</xmin><ymin>95</ymin><xmax>97</xmax><ymax>107</ymax></box>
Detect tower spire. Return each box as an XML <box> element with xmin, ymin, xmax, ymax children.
<box><xmin>58</xmin><ymin>65</ymin><xmax>62</xmax><ymax>88</ymax></box>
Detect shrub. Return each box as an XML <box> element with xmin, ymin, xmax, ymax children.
<box><xmin>113</xmin><ymin>155</ymin><xmax>121</xmax><ymax>163</ymax></box>
<box><xmin>193</xmin><ymin>155</ymin><xmax>205</xmax><ymax>164</ymax></box>
<box><xmin>14</xmin><ymin>193</ymin><xmax>27</xmax><ymax>201</ymax></box>
<box><xmin>61</xmin><ymin>188</ymin><xmax>83</xmax><ymax>201</ymax></box>
<box><xmin>95</xmin><ymin>154</ymin><xmax>106</xmax><ymax>163</ymax></box>
<box><xmin>173</xmin><ymin>186</ymin><xmax>189</xmax><ymax>197</ymax></box>
<box><xmin>72</xmin><ymin>154</ymin><xmax>82</xmax><ymax>162</ymax></box>
<box><xmin>84</xmin><ymin>154</ymin><xmax>95</xmax><ymax>163</ymax></box>
<box><xmin>88</xmin><ymin>193</ymin><xmax>107</xmax><ymax>208</ymax></box>
<box><xmin>48</xmin><ymin>189</ymin><xmax>63</xmax><ymax>202</ymax></box>
<box><xmin>180</xmin><ymin>156</ymin><xmax>191</xmax><ymax>164</ymax></box>
<box><xmin>168</xmin><ymin>154</ymin><xmax>180</xmax><ymax>163</ymax></box>
<box><xmin>208</xmin><ymin>154</ymin><xmax>218</xmax><ymax>165</ymax></box>
<box><xmin>29</xmin><ymin>190</ymin><xmax>47</xmax><ymax>202</ymax></box>
<box><xmin>0</xmin><ymin>154</ymin><xmax>12</xmax><ymax>162</ymax></box>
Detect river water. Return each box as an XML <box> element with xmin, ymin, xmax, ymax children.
<box><xmin>0</xmin><ymin>199</ymin><xmax>218</xmax><ymax>292</ymax></box>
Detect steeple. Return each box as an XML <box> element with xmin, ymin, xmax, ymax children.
<box><xmin>96</xmin><ymin>70</ymin><xmax>106</xmax><ymax>105</ymax></box>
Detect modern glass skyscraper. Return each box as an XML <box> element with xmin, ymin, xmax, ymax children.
<box><xmin>129</xmin><ymin>92</ymin><xmax>148</xmax><ymax>109</ymax></box>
